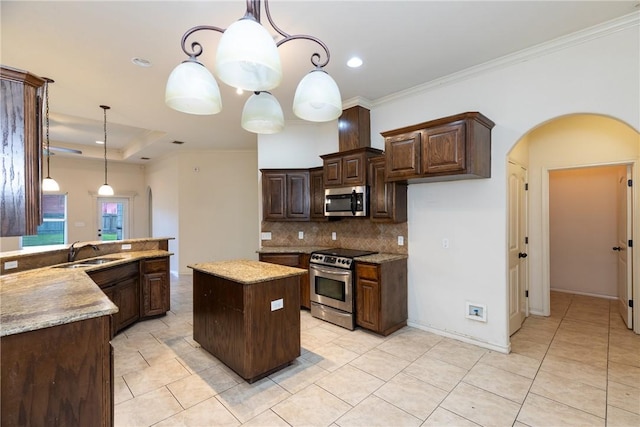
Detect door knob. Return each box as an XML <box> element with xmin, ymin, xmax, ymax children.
<box><xmin>612</xmin><ymin>246</ymin><xmax>622</xmax><ymax>251</ymax></box>
<box><xmin>518</xmin><ymin>252</ymin><xmax>528</xmax><ymax>258</ymax></box>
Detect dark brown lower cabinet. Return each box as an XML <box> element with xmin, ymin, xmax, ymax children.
<box><xmin>89</xmin><ymin>262</ymin><xmax>140</xmax><ymax>334</ymax></box>
<box><xmin>141</xmin><ymin>257</ymin><xmax>171</xmax><ymax>317</ymax></box>
<box><xmin>1</xmin><ymin>316</ymin><xmax>113</xmax><ymax>426</ymax></box>
<box><xmin>259</xmin><ymin>253</ymin><xmax>310</xmax><ymax>309</ymax></box>
<box><xmin>356</xmin><ymin>258</ymin><xmax>408</xmax><ymax>336</ymax></box>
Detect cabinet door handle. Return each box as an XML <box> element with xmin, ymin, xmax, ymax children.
<box><xmin>518</xmin><ymin>252</ymin><xmax>528</xmax><ymax>258</ymax></box>
<box><xmin>612</xmin><ymin>246</ymin><xmax>622</xmax><ymax>251</ymax></box>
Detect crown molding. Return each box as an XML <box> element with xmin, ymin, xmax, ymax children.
<box><xmin>373</xmin><ymin>11</ymin><xmax>640</xmax><ymax>107</ymax></box>
<box><xmin>342</xmin><ymin>96</ymin><xmax>374</xmax><ymax>110</ymax></box>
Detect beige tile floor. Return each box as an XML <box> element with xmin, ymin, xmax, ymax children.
<box><xmin>113</xmin><ymin>275</ymin><xmax>640</xmax><ymax>426</ymax></box>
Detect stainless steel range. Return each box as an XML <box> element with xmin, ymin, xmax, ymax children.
<box><xmin>309</xmin><ymin>248</ymin><xmax>377</xmax><ymax>330</ymax></box>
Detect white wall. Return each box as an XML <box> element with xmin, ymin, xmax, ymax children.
<box><xmin>258</xmin><ymin>120</ymin><xmax>338</xmax><ymax>168</ymax></box>
<box><xmin>147</xmin><ymin>150</ymin><xmax>259</xmax><ymax>275</ymax></box>
<box><xmin>176</xmin><ymin>150</ymin><xmax>259</xmax><ymax>272</ymax></box>
<box><xmin>254</xmin><ymin>16</ymin><xmax>639</xmax><ymax>351</ymax></box>
<box><xmin>366</xmin><ymin>16</ymin><xmax>639</xmax><ymax>350</ymax></box>
<box><xmin>146</xmin><ymin>154</ymin><xmax>180</xmax><ymax>273</ymax></box>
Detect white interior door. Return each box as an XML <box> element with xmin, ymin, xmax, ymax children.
<box><xmin>616</xmin><ymin>166</ymin><xmax>633</xmax><ymax>328</ymax></box>
<box><xmin>508</xmin><ymin>161</ymin><xmax>528</xmax><ymax>335</ymax></box>
<box><xmin>97</xmin><ymin>197</ymin><xmax>129</xmax><ymax>241</ymax></box>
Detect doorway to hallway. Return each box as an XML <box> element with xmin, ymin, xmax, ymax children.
<box><xmin>548</xmin><ymin>164</ymin><xmax>633</xmax><ymax>328</ymax></box>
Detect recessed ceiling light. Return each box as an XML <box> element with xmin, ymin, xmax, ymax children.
<box><xmin>132</xmin><ymin>57</ymin><xmax>152</xmax><ymax>67</ymax></box>
<box><xmin>347</xmin><ymin>57</ymin><xmax>363</xmax><ymax>68</ymax></box>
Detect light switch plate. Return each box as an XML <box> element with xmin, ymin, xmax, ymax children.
<box><xmin>331</xmin><ymin>232</ymin><xmax>337</xmax><ymax>240</ymax></box>
<box><xmin>261</xmin><ymin>232</ymin><xmax>272</xmax><ymax>240</ymax></box>
<box><xmin>4</xmin><ymin>260</ymin><xmax>18</xmax><ymax>270</ymax></box>
<box><xmin>121</xmin><ymin>244</ymin><xmax>132</xmax><ymax>250</ymax></box>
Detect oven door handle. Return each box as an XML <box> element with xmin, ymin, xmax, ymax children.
<box><xmin>310</xmin><ymin>264</ymin><xmax>352</xmax><ymax>277</ymax></box>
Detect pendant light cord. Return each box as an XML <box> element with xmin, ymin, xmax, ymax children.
<box><xmin>100</xmin><ymin>105</ymin><xmax>110</xmax><ymax>184</ymax></box>
<box><xmin>44</xmin><ymin>79</ymin><xmax>52</xmax><ymax>178</ymax></box>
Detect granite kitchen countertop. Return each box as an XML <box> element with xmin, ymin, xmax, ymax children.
<box><xmin>258</xmin><ymin>247</ymin><xmax>407</xmax><ymax>264</ymax></box>
<box><xmin>354</xmin><ymin>253</ymin><xmax>408</xmax><ymax>263</ymax></box>
<box><xmin>189</xmin><ymin>260</ymin><xmax>307</xmax><ymax>284</ymax></box>
<box><xmin>1</xmin><ymin>267</ymin><xmax>117</xmax><ymax>337</ymax></box>
<box><xmin>257</xmin><ymin>246</ymin><xmax>330</xmax><ymax>254</ymax></box>
<box><xmin>0</xmin><ymin>249</ymin><xmax>172</xmax><ymax>337</ymax></box>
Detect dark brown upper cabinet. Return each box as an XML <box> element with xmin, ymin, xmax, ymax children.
<box><xmin>321</xmin><ymin>147</ymin><xmax>383</xmax><ymax>188</ymax></box>
<box><xmin>261</xmin><ymin>169</ymin><xmax>310</xmax><ymax>221</ymax></box>
<box><xmin>338</xmin><ymin>105</ymin><xmax>371</xmax><ymax>152</ymax></box>
<box><xmin>309</xmin><ymin>167</ymin><xmax>326</xmax><ymax>221</ymax></box>
<box><xmin>368</xmin><ymin>156</ymin><xmax>407</xmax><ymax>223</ymax></box>
<box><xmin>1</xmin><ymin>66</ymin><xmax>45</xmax><ymax>236</ymax></box>
<box><xmin>381</xmin><ymin>112</ymin><xmax>495</xmax><ymax>183</ymax></box>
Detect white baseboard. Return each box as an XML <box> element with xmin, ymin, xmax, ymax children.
<box><xmin>550</xmin><ymin>288</ymin><xmax>617</xmax><ymax>300</ymax></box>
<box><xmin>406</xmin><ymin>321</ymin><xmax>511</xmax><ymax>354</ymax></box>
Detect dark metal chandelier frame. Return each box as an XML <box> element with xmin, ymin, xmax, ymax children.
<box><xmin>179</xmin><ymin>0</ymin><xmax>331</xmax><ymax>70</ymax></box>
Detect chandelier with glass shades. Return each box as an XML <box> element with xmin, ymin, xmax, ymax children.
<box><xmin>165</xmin><ymin>0</ymin><xmax>342</xmax><ymax>134</ymax></box>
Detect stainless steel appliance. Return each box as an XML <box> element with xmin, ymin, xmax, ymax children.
<box><xmin>309</xmin><ymin>248</ymin><xmax>377</xmax><ymax>329</ymax></box>
<box><xmin>324</xmin><ymin>186</ymin><xmax>368</xmax><ymax>217</ymax></box>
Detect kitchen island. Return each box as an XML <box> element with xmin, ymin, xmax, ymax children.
<box><xmin>189</xmin><ymin>260</ymin><xmax>306</xmax><ymax>382</ymax></box>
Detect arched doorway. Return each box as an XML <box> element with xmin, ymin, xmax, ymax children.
<box><xmin>507</xmin><ymin>113</ymin><xmax>640</xmax><ymax>335</ymax></box>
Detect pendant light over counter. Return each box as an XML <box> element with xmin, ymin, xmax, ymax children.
<box><xmin>97</xmin><ymin>105</ymin><xmax>114</xmax><ymax>196</ymax></box>
<box><xmin>165</xmin><ymin>0</ymin><xmax>342</xmax><ymax>134</ymax></box>
<box><xmin>42</xmin><ymin>77</ymin><xmax>60</xmax><ymax>192</ymax></box>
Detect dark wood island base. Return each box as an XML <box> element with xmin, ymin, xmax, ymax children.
<box><xmin>189</xmin><ymin>260</ymin><xmax>306</xmax><ymax>383</ymax></box>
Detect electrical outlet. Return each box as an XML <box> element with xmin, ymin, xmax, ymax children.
<box><xmin>121</xmin><ymin>244</ymin><xmax>132</xmax><ymax>250</ymax></box>
<box><xmin>4</xmin><ymin>260</ymin><xmax>18</xmax><ymax>270</ymax></box>
<box><xmin>261</xmin><ymin>232</ymin><xmax>272</xmax><ymax>240</ymax></box>
<box><xmin>442</xmin><ymin>238</ymin><xmax>449</xmax><ymax>249</ymax></box>
<box><xmin>466</xmin><ymin>302</ymin><xmax>487</xmax><ymax>322</ymax></box>
<box><xmin>270</xmin><ymin>298</ymin><xmax>283</xmax><ymax>311</ymax></box>
<box><xmin>331</xmin><ymin>232</ymin><xmax>337</xmax><ymax>240</ymax></box>
<box><xmin>398</xmin><ymin>236</ymin><xmax>404</xmax><ymax>246</ymax></box>
<box><xmin>298</xmin><ymin>231</ymin><xmax>304</xmax><ymax>240</ymax></box>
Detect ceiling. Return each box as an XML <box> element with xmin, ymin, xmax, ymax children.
<box><xmin>2</xmin><ymin>1</ymin><xmax>638</xmax><ymax>164</ymax></box>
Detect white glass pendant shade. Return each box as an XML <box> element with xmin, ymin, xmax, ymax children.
<box><xmin>42</xmin><ymin>177</ymin><xmax>60</xmax><ymax>192</ymax></box>
<box><xmin>215</xmin><ymin>18</ymin><xmax>282</xmax><ymax>91</ymax></box>
<box><xmin>98</xmin><ymin>184</ymin><xmax>114</xmax><ymax>196</ymax></box>
<box><xmin>165</xmin><ymin>60</ymin><xmax>222</xmax><ymax>115</ymax></box>
<box><xmin>241</xmin><ymin>92</ymin><xmax>284</xmax><ymax>134</ymax></box>
<box><xmin>293</xmin><ymin>69</ymin><xmax>342</xmax><ymax>122</ymax></box>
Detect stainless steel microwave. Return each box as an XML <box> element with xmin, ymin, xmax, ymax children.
<box><xmin>324</xmin><ymin>186</ymin><xmax>368</xmax><ymax>217</ymax></box>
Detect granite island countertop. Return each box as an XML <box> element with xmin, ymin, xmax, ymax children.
<box><xmin>189</xmin><ymin>260</ymin><xmax>307</xmax><ymax>284</ymax></box>
<box><xmin>0</xmin><ymin>249</ymin><xmax>173</xmax><ymax>337</ymax></box>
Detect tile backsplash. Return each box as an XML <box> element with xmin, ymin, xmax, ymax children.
<box><xmin>261</xmin><ymin>219</ymin><xmax>408</xmax><ymax>254</ymax></box>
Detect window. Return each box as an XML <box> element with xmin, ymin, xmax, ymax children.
<box><xmin>22</xmin><ymin>194</ymin><xmax>67</xmax><ymax>247</ymax></box>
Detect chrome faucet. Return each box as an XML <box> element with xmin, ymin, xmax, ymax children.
<box><xmin>68</xmin><ymin>241</ymin><xmax>100</xmax><ymax>262</ymax></box>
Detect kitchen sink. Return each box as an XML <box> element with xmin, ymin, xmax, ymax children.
<box><xmin>80</xmin><ymin>257</ymin><xmax>123</xmax><ymax>265</ymax></box>
<box><xmin>55</xmin><ymin>263</ymin><xmax>93</xmax><ymax>269</ymax></box>
<box><xmin>54</xmin><ymin>257</ymin><xmax>123</xmax><ymax>269</ymax></box>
